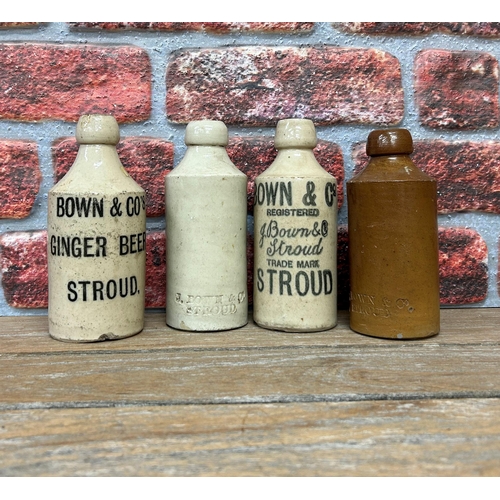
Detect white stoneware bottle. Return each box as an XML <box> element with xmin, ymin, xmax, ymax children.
<box><xmin>48</xmin><ymin>114</ymin><xmax>146</xmax><ymax>342</ymax></box>
<box><xmin>165</xmin><ymin>120</ymin><xmax>248</xmax><ymax>331</ymax></box>
<box><xmin>253</xmin><ymin>118</ymin><xmax>337</xmax><ymax>332</ymax></box>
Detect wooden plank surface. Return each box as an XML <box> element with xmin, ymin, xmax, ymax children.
<box><xmin>0</xmin><ymin>308</ymin><xmax>499</xmax><ymax>476</ymax></box>
<box><xmin>1</xmin><ymin>309</ymin><xmax>500</xmax><ymax>406</ymax></box>
<box><xmin>1</xmin><ymin>399</ymin><xmax>499</xmax><ymax>476</ymax></box>
<box><xmin>2</xmin><ymin>308</ymin><xmax>500</xmax><ymax>354</ymax></box>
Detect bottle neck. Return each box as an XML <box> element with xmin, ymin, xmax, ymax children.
<box><xmin>368</xmin><ymin>154</ymin><xmax>413</xmax><ymax>168</ymax></box>
<box><xmin>276</xmin><ymin>147</ymin><xmax>315</xmax><ymax>157</ymax></box>
<box><xmin>185</xmin><ymin>144</ymin><xmax>228</xmax><ymax>156</ymax></box>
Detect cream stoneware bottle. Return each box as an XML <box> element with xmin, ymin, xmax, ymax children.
<box><xmin>347</xmin><ymin>128</ymin><xmax>440</xmax><ymax>339</ymax></box>
<box><xmin>253</xmin><ymin>118</ymin><xmax>338</xmax><ymax>332</ymax></box>
<box><xmin>48</xmin><ymin>114</ymin><xmax>146</xmax><ymax>342</ymax></box>
<box><xmin>165</xmin><ymin>120</ymin><xmax>248</xmax><ymax>331</ymax></box>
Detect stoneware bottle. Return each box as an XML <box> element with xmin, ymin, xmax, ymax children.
<box><xmin>347</xmin><ymin>128</ymin><xmax>440</xmax><ymax>339</ymax></box>
<box><xmin>253</xmin><ymin>118</ymin><xmax>338</xmax><ymax>332</ymax></box>
<box><xmin>165</xmin><ymin>120</ymin><xmax>248</xmax><ymax>331</ymax></box>
<box><xmin>48</xmin><ymin>114</ymin><xmax>146</xmax><ymax>342</ymax></box>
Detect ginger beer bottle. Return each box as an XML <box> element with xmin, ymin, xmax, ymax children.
<box><xmin>165</xmin><ymin>120</ymin><xmax>248</xmax><ymax>331</ymax></box>
<box><xmin>347</xmin><ymin>128</ymin><xmax>440</xmax><ymax>339</ymax></box>
<box><xmin>253</xmin><ymin>118</ymin><xmax>337</xmax><ymax>332</ymax></box>
<box><xmin>48</xmin><ymin>115</ymin><xmax>146</xmax><ymax>342</ymax></box>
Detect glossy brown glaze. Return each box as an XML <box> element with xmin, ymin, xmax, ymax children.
<box><xmin>347</xmin><ymin>128</ymin><xmax>440</xmax><ymax>339</ymax></box>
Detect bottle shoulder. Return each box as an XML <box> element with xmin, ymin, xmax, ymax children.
<box><xmin>50</xmin><ymin>147</ymin><xmax>144</xmax><ymax>194</ymax></box>
<box><xmin>50</xmin><ymin>174</ymin><xmax>144</xmax><ymax>195</ymax></box>
<box><xmin>168</xmin><ymin>146</ymin><xmax>246</xmax><ymax>178</ymax></box>
<box><xmin>348</xmin><ymin>156</ymin><xmax>434</xmax><ymax>184</ymax></box>
<box><xmin>257</xmin><ymin>148</ymin><xmax>335</xmax><ymax>181</ymax></box>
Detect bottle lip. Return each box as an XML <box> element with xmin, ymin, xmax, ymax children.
<box><xmin>274</xmin><ymin>118</ymin><xmax>317</xmax><ymax>149</ymax></box>
<box><xmin>185</xmin><ymin>120</ymin><xmax>228</xmax><ymax>146</ymax></box>
<box><xmin>366</xmin><ymin>128</ymin><xmax>413</xmax><ymax>156</ymax></box>
<box><xmin>76</xmin><ymin>115</ymin><xmax>120</xmax><ymax>145</ymax></box>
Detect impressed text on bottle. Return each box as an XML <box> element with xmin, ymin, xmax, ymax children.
<box><xmin>174</xmin><ymin>291</ymin><xmax>246</xmax><ymax>317</ymax></box>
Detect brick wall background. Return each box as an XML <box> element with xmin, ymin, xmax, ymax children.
<box><xmin>1</xmin><ymin>21</ymin><xmax>500</xmax><ymax>315</ymax></box>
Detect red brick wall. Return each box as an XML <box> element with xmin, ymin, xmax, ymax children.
<box><xmin>0</xmin><ymin>22</ymin><xmax>499</xmax><ymax>312</ymax></box>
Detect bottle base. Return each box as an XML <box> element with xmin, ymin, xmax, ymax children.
<box><xmin>349</xmin><ymin>324</ymin><xmax>439</xmax><ymax>340</ymax></box>
<box><xmin>49</xmin><ymin>326</ymin><xmax>144</xmax><ymax>343</ymax></box>
<box><xmin>166</xmin><ymin>319</ymin><xmax>248</xmax><ymax>332</ymax></box>
<box><xmin>254</xmin><ymin>319</ymin><xmax>337</xmax><ymax>333</ymax></box>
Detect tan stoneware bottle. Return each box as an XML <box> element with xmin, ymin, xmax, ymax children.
<box><xmin>347</xmin><ymin>128</ymin><xmax>440</xmax><ymax>339</ymax></box>
<box><xmin>165</xmin><ymin>120</ymin><xmax>248</xmax><ymax>331</ymax></box>
<box><xmin>253</xmin><ymin>118</ymin><xmax>338</xmax><ymax>332</ymax></box>
<box><xmin>48</xmin><ymin>114</ymin><xmax>146</xmax><ymax>342</ymax></box>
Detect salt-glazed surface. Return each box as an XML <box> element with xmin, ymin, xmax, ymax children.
<box><xmin>47</xmin><ymin>115</ymin><xmax>146</xmax><ymax>342</ymax></box>
<box><xmin>253</xmin><ymin>118</ymin><xmax>338</xmax><ymax>332</ymax></box>
<box><xmin>165</xmin><ymin>120</ymin><xmax>248</xmax><ymax>331</ymax></box>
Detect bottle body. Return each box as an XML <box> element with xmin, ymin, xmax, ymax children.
<box><xmin>48</xmin><ymin>116</ymin><xmax>146</xmax><ymax>342</ymax></box>
<box><xmin>253</xmin><ymin>119</ymin><xmax>337</xmax><ymax>332</ymax></box>
<box><xmin>165</xmin><ymin>121</ymin><xmax>248</xmax><ymax>331</ymax></box>
<box><xmin>347</xmin><ymin>130</ymin><xmax>440</xmax><ymax>339</ymax></box>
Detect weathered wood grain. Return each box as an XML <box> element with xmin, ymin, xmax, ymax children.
<box><xmin>1</xmin><ymin>309</ymin><xmax>500</xmax><ymax>407</ymax></box>
<box><xmin>1</xmin><ymin>308</ymin><xmax>499</xmax><ymax>355</ymax></box>
<box><xmin>2</xmin><ymin>341</ymin><xmax>499</xmax><ymax>406</ymax></box>
<box><xmin>1</xmin><ymin>309</ymin><xmax>499</xmax><ymax>476</ymax></box>
<box><xmin>1</xmin><ymin>399</ymin><xmax>499</xmax><ymax>476</ymax></box>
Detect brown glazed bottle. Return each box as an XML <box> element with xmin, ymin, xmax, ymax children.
<box><xmin>347</xmin><ymin>128</ymin><xmax>440</xmax><ymax>339</ymax></box>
